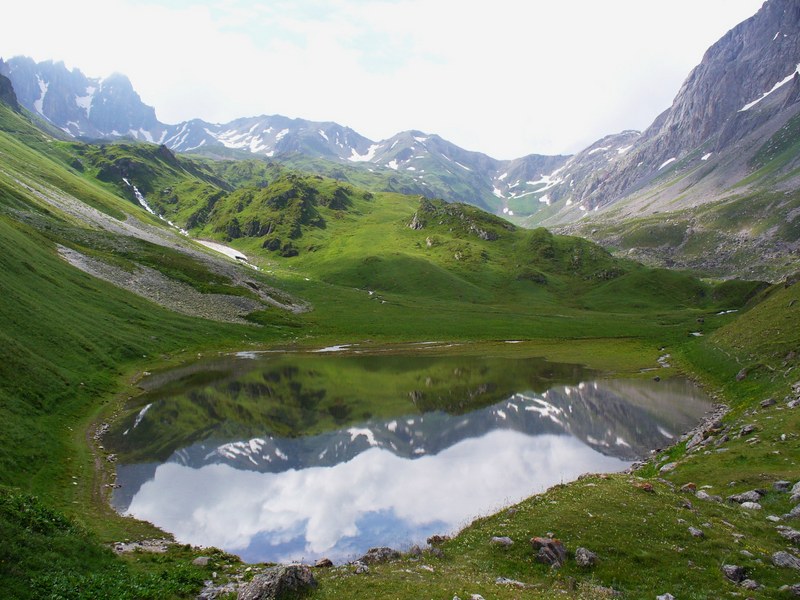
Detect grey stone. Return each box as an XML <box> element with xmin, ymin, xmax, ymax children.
<box><xmin>660</xmin><ymin>461</ymin><xmax>678</xmax><ymax>473</ymax></box>
<box><xmin>775</xmin><ymin>480</ymin><xmax>792</xmax><ymax>492</ymax></box>
<box><xmin>530</xmin><ymin>536</ymin><xmax>567</xmax><ymax>568</ymax></box>
<box><xmin>656</xmin><ymin>594</ymin><xmax>675</xmax><ymax>600</ymax></box>
<box><xmin>768</xmin><ymin>515</ymin><xmax>782</xmax><ymax>522</ymax></box>
<box><xmin>696</xmin><ymin>490</ymin><xmax>722</xmax><ymax>503</ymax></box>
<box><xmin>740</xmin><ymin>579</ymin><xmax>760</xmax><ymax>590</ymax></box>
<box><xmin>688</xmin><ymin>526</ymin><xmax>704</xmax><ymax>538</ymax></box>
<box><xmin>722</xmin><ymin>564</ymin><xmax>746</xmax><ymax>583</ymax></box>
<box><xmin>407</xmin><ymin>544</ymin><xmax>423</xmax><ymax>557</ymax></box>
<box><xmin>575</xmin><ymin>547</ymin><xmax>598</xmax><ymax>567</ymax></box>
<box><xmin>777</xmin><ymin>526</ymin><xmax>800</xmax><ymax>543</ymax></box>
<box><xmin>760</xmin><ymin>398</ymin><xmax>776</xmax><ymax>408</ymax></box>
<box><xmin>495</xmin><ymin>577</ymin><xmax>526</xmax><ymax>588</ymax></box>
<box><xmin>777</xmin><ymin>583</ymin><xmax>800</xmax><ymax>596</ymax></box>
<box><xmin>740</xmin><ymin>501</ymin><xmax>762</xmax><ymax>510</ymax></box>
<box><xmin>237</xmin><ymin>565</ymin><xmax>316</xmax><ymax>600</ymax></box>
<box><xmin>786</xmin><ymin>505</ymin><xmax>800</xmax><ymax>520</ymax></box>
<box><xmin>686</xmin><ymin>431</ymin><xmax>705</xmax><ymax>451</ymax></box>
<box><xmin>314</xmin><ymin>558</ymin><xmax>333</xmax><ymax>568</ymax></box>
<box><xmin>740</xmin><ymin>424</ymin><xmax>757</xmax><ymax>436</ymax></box>
<box><xmin>358</xmin><ymin>546</ymin><xmax>400</xmax><ymax>565</ymax></box>
<box><xmin>773</xmin><ymin>551</ymin><xmax>800</xmax><ymax>570</ymax></box>
<box><xmin>792</xmin><ymin>481</ymin><xmax>800</xmax><ymax>495</ymax></box>
<box><xmin>728</xmin><ymin>490</ymin><xmax>762</xmax><ymax>504</ymax></box>
<box><xmin>192</xmin><ymin>556</ymin><xmax>210</xmax><ymax>567</ymax></box>
<box><xmin>490</xmin><ymin>536</ymin><xmax>513</xmax><ymax>548</ymax></box>
<box><xmin>354</xmin><ymin>562</ymin><xmax>369</xmax><ymax>574</ymax></box>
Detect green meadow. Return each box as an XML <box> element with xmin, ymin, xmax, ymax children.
<box><xmin>0</xmin><ymin>100</ymin><xmax>798</xmax><ymax>598</ymax></box>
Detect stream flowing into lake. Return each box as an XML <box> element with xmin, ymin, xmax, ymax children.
<box><xmin>107</xmin><ymin>347</ymin><xmax>711</xmax><ymax>564</ymax></box>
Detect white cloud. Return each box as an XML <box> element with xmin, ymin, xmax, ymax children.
<box><xmin>126</xmin><ymin>431</ymin><xmax>627</xmax><ymax>563</ymax></box>
<box><xmin>1</xmin><ymin>0</ymin><xmax>764</xmax><ymax>157</ymax></box>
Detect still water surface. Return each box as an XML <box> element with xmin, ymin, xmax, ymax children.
<box><xmin>108</xmin><ymin>348</ymin><xmax>710</xmax><ymax>564</ymax></box>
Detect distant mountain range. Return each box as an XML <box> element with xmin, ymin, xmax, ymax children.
<box><xmin>2</xmin><ymin>0</ymin><xmax>799</xmax><ymax>278</ymax></box>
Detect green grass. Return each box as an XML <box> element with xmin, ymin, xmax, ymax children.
<box><xmin>1</xmin><ymin>99</ymin><xmax>798</xmax><ymax>598</ymax></box>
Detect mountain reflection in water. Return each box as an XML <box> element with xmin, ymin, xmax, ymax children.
<box><xmin>108</xmin><ymin>352</ymin><xmax>710</xmax><ymax>564</ymax></box>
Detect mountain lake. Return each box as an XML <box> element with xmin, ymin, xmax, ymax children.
<box><xmin>106</xmin><ymin>344</ymin><xmax>711</xmax><ymax>564</ymax></box>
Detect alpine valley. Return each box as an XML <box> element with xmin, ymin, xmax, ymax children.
<box><xmin>0</xmin><ymin>1</ymin><xmax>799</xmax><ymax>599</ymax></box>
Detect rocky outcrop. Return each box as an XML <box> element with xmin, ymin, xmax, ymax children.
<box><xmin>0</xmin><ymin>69</ymin><xmax>20</xmax><ymax>111</ymax></box>
<box><xmin>237</xmin><ymin>565</ymin><xmax>316</xmax><ymax>600</ymax></box>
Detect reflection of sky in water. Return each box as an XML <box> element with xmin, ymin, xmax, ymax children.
<box><xmin>126</xmin><ymin>430</ymin><xmax>628</xmax><ymax>563</ymax></box>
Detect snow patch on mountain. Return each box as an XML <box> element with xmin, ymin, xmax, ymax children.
<box><xmin>658</xmin><ymin>157</ymin><xmax>677</xmax><ymax>170</ymax></box>
<box><xmin>739</xmin><ymin>62</ymin><xmax>800</xmax><ymax>112</ymax></box>
<box><xmin>34</xmin><ymin>75</ymin><xmax>48</xmax><ymax>115</ymax></box>
<box><xmin>348</xmin><ymin>143</ymin><xmax>380</xmax><ymax>162</ymax></box>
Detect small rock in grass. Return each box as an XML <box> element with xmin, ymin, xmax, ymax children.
<box><xmin>728</xmin><ymin>490</ymin><xmax>763</xmax><ymax>504</ymax></box>
<box><xmin>768</xmin><ymin>515</ymin><xmax>782</xmax><ymax>522</ymax></box>
<box><xmin>354</xmin><ymin>562</ymin><xmax>370</xmax><ymax>574</ymax></box>
<box><xmin>192</xmin><ymin>556</ymin><xmax>210</xmax><ymax>566</ymax></box>
<box><xmin>686</xmin><ymin>431</ymin><xmax>705</xmax><ymax>451</ymax></box>
<box><xmin>792</xmin><ymin>492</ymin><xmax>800</xmax><ymax>503</ymax></box>
<box><xmin>773</xmin><ymin>551</ymin><xmax>800</xmax><ymax>569</ymax></box>
<box><xmin>358</xmin><ymin>546</ymin><xmax>400</xmax><ymax>564</ymax></box>
<box><xmin>490</xmin><ymin>536</ymin><xmax>513</xmax><ymax>548</ymax></box>
<box><xmin>314</xmin><ymin>558</ymin><xmax>333</xmax><ymax>568</ymax></box>
<box><xmin>407</xmin><ymin>545</ymin><xmax>423</xmax><ymax>557</ymax></box>
<box><xmin>427</xmin><ymin>535</ymin><xmax>450</xmax><ymax>546</ymax></box>
<box><xmin>760</xmin><ymin>398</ymin><xmax>776</xmax><ymax>408</ymax></box>
<box><xmin>777</xmin><ymin>526</ymin><xmax>800</xmax><ymax>543</ymax></box>
<box><xmin>656</xmin><ymin>594</ymin><xmax>675</xmax><ymax>600</ymax></box>
<box><xmin>740</xmin><ymin>424</ymin><xmax>757</xmax><ymax>436</ymax></box>
<box><xmin>238</xmin><ymin>565</ymin><xmax>316</xmax><ymax>600</ymax></box>
<box><xmin>740</xmin><ymin>502</ymin><xmax>762</xmax><ymax>510</ymax></box>
<box><xmin>792</xmin><ymin>481</ymin><xmax>800</xmax><ymax>495</ymax></box>
<box><xmin>495</xmin><ymin>577</ymin><xmax>526</xmax><ymax>588</ymax></box>
<box><xmin>660</xmin><ymin>462</ymin><xmax>678</xmax><ymax>473</ymax></box>
<box><xmin>775</xmin><ymin>481</ymin><xmax>792</xmax><ymax>492</ymax></box>
<box><xmin>680</xmin><ymin>482</ymin><xmax>697</xmax><ymax>493</ymax></box>
<box><xmin>740</xmin><ymin>579</ymin><xmax>760</xmax><ymax>590</ymax></box>
<box><xmin>688</xmin><ymin>527</ymin><xmax>704</xmax><ymax>538</ymax></box>
<box><xmin>636</xmin><ymin>482</ymin><xmax>655</xmax><ymax>493</ymax></box>
<box><xmin>777</xmin><ymin>583</ymin><xmax>800</xmax><ymax>596</ymax></box>
<box><xmin>575</xmin><ymin>547</ymin><xmax>598</xmax><ymax>567</ymax></box>
<box><xmin>530</xmin><ymin>537</ymin><xmax>567</xmax><ymax>568</ymax></box>
<box><xmin>696</xmin><ymin>490</ymin><xmax>722</xmax><ymax>503</ymax></box>
<box><xmin>470</xmin><ymin>595</ymin><xmax>485</xmax><ymax>600</ymax></box>
<box><xmin>786</xmin><ymin>505</ymin><xmax>800</xmax><ymax>520</ymax></box>
<box><xmin>722</xmin><ymin>564</ymin><xmax>746</xmax><ymax>583</ymax></box>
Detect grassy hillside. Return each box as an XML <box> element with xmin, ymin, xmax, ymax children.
<box><xmin>1</xmin><ymin>100</ymin><xmax>797</xmax><ymax>598</ymax></box>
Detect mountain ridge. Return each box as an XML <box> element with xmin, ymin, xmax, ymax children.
<box><xmin>3</xmin><ymin>0</ymin><xmax>800</xmax><ymax>278</ymax></box>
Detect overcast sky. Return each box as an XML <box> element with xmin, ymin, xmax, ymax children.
<box><xmin>2</xmin><ymin>0</ymin><xmax>765</xmax><ymax>158</ymax></box>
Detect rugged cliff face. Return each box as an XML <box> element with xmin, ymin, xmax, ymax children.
<box><xmin>547</xmin><ymin>0</ymin><xmax>800</xmax><ymax>216</ymax></box>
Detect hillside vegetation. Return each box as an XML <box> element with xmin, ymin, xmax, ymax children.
<box><xmin>1</xmin><ymin>100</ymin><xmax>798</xmax><ymax>599</ymax></box>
